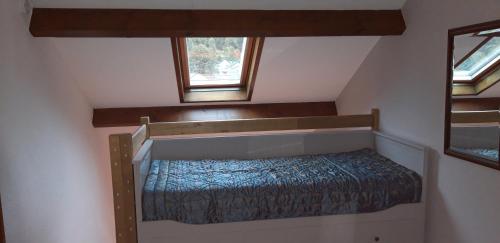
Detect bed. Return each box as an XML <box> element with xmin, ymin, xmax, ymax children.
<box><xmin>109</xmin><ymin>109</ymin><xmax>429</xmax><ymax>243</ymax></box>
<box><xmin>142</xmin><ymin>148</ymin><xmax>422</xmax><ymax>224</ymax></box>
<box><xmin>450</xmin><ymin>113</ymin><xmax>499</xmax><ymax>162</ymax></box>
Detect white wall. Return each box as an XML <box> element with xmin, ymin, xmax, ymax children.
<box><xmin>48</xmin><ymin>36</ymin><xmax>379</xmax><ymax>108</ymax></box>
<box><xmin>0</xmin><ymin>1</ymin><xmax>114</xmax><ymax>243</ymax></box>
<box><xmin>336</xmin><ymin>0</ymin><xmax>500</xmax><ymax>242</ymax></box>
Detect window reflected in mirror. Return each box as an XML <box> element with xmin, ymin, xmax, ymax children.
<box><xmin>446</xmin><ymin>21</ymin><xmax>500</xmax><ymax>169</ymax></box>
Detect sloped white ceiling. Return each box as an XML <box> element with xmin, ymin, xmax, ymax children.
<box><xmin>478</xmin><ymin>82</ymin><xmax>500</xmax><ymax>98</ymax></box>
<box><xmin>32</xmin><ymin>0</ymin><xmax>406</xmax><ymax>10</ymax></box>
<box><xmin>48</xmin><ymin>37</ymin><xmax>380</xmax><ymax>108</ymax></box>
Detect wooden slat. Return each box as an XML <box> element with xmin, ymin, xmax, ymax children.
<box><xmin>451</xmin><ymin>111</ymin><xmax>500</xmax><ymax>123</ymax></box>
<box><xmin>109</xmin><ymin>134</ymin><xmax>137</xmax><ymax>243</ymax></box>
<box><xmin>131</xmin><ymin>125</ymin><xmax>147</xmax><ymax>155</ymax></box>
<box><xmin>30</xmin><ymin>9</ymin><xmax>406</xmax><ymax>37</ymax></box>
<box><xmin>93</xmin><ymin>102</ymin><xmax>338</xmax><ymax>127</ymax></box>
<box><xmin>148</xmin><ymin>114</ymin><xmax>373</xmax><ymax>136</ymax></box>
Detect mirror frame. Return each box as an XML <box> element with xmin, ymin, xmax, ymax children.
<box><xmin>444</xmin><ymin>19</ymin><xmax>500</xmax><ymax>170</ymax></box>
<box><xmin>444</xmin><ymin>20</ymin><xmax>500</xmax><ymax>170</ymax></box>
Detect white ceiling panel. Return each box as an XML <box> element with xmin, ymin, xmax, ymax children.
<box><xmin>48</xmin><ymin>37</ymin><xmax>379</xmax><ymax>108</ymax></box>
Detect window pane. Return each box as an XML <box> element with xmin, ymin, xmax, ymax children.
<box><xmin>186</xmin><ymin>37</ymin><xmax>247</xmax><ymax>86</ymax></box>
<box><xmin>454</xmin><ymin>36</ymin><xmax>500</xmax><ymax>80</ymax></box>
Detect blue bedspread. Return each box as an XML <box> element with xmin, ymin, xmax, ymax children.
<box><xmin>452</xmin><ymin>147</ymin><xmax>499</xmax><ymax>161</ymax></box>
<box><xmin>143</xmin><ymin>148</ymin><xmax>422</xmax><ymax>224</ymax></box>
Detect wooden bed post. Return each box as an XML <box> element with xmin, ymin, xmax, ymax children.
<box><xmin>140</xmin><ymin>116</ymin><xmax>150</xmax><ymax>139</ymax></box>
<box><xmin>371</xmin><ymin>108</ymin><xmax>380</xmax><ymax>131</ymax></box>
<box><xmin>109</xmin><ymin>134</ymin><xmax>137</xmax><ymax>243</ymax></box>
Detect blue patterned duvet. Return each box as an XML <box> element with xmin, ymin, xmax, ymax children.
<box><xmin>143</xmin><ymin>148</ymin><xmax>422</xmax><ymax>224</ymax></box>
<box><xmin>452</xmin><ymin>147</ymin><xmax>499</xmax><ymax>161</ymax></box>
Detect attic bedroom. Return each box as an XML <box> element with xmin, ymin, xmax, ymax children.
<box><xmin>0</xmin><ymin>0</ymin><xmax>499</xmax><ymax>243</ymax></box>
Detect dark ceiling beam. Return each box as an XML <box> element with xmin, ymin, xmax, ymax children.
<box><xmin>92</xmin><ymin>102</ymin><xmax>338</xmax><ymax>127</ymax></box>
<box><xmin>452</xmin><ymin>98</ymin><xmax>500</xmax><ymax>111</ymax></box>
<box><xmin>30</xmin><ymin>8</ymin><xmax>406</xmax><ymax>37</ymax></box>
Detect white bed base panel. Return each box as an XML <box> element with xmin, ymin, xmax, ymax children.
<box><xmin>132</xmin><ymin>130</ymin><xmax>428</xmax><ymax>243</ymax></box>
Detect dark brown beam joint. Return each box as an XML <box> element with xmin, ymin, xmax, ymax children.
<box><xmin>30</xmin><ymin>8</ymin><xmax>406</xmax><ymax>37</ymax></box>
<box><xmin>92</xmin><ymin>102</ymin><xmax>338</xmax><ymax>127</ymax></box>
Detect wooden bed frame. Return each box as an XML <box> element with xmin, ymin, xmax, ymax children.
<box><xmin>109</xmin><ymin>109</ymin><xmax>429</xmax><ymax>243</ymax></box>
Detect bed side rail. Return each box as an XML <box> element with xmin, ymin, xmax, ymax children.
<box><xmin>140</xmin><ymin>108</ymin><xmax>380</xmax><ymax>137</ymax></box>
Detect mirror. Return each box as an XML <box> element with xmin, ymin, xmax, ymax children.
<box><xmin>445</xmin><ymin>20</ymin><xmax>500</xmax><ymax>169</ymax></box>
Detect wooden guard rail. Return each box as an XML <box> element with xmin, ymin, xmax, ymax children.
<box><xmin>108</xmin><ymin>108</ymin><xmax>379</xmax><ymax>243</ymax></box>
<box><xmin>451</xmin><ymin>111</ymin><xmax>500</xmax><ymax>124</ymax></box>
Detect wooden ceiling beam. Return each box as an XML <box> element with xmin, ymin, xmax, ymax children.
<box><xmin>92</xmin><ymin>102</ymin><xmax>338</xmax><ymax>127</ymax></box>
<box><xmin>30</xmin><ymin>8</ymin><xmax>406</xmax><ymax>37</ymax></box>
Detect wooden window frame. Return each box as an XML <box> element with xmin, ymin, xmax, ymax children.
<box><xmin>172</xmin><ymin>37</ymin><xmax>264</xmax><ymax>103</ymax></box>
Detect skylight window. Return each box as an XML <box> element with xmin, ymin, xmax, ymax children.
<box><xmin>454</xmin><ymin>36</ymin><xmax>500</xmax><ymax>81</ymax></box>
<box><xmin>172</xmin><ymin>37</ymin><xmax>264</xmax><ymax>103</ymax></box>
<box><xmin>186</xmin><ymin>37</ymin><xmax>248</xmax><ymax>87</ymax></box>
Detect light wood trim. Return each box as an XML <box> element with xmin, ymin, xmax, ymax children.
<box><xmin>475</xmin><ymin>67</ymin><xmax>500</xmax><ymax>94</ymax></box>
<box><xmin>452</xmin><ymin>84</ymin><xmax>476</xmax><ymax>96</ymax></box>
<box><xmin>147</xmin><ymin>113</ymin><xmax>375</xmax><ymax>137</ymax></box>
<box><xmin>171</xmin><ymin>38</ymin><xmax>185</xmax><ymax>102</ymax></box>
<box><xmin>131</xmin><ymin>125</ymin><xmax>147</xmax><ymax>155</ymax></box>
<box><xmin>246</xmin><ymin>37</ymin><xmax>264</xmax><ymax>99</ymax></box>
<box><xmin>140</xmin><ymin>116</ymin><xmax>151</xmax><ymax>139</ymax></box>
<box><xmin>451</xmin><ymin>111</ymin><xmax>500</xmax><ymax>123</ymax></box>
<box><xmin>109</xmin><ymin>134</ymin><xmax>137</xmax><ymax>243</ymax></box>
<box><xmin>183</xmin><ymin>89</ymin><xmax>249</xmax><ymax>103</ymax></box>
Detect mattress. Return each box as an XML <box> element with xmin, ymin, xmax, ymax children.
<box><xmin>452</xmin><ymin>147</ymin><xmax>499</xmax><ymax>161</ymax></box>
<box><xmin>142</xmin><ymin>148</ymin><xmax>422</xmax><ymax>224</ymax></box>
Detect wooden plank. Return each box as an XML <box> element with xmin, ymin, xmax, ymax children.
<box><xmin>109</xmin><ymin>134</ymin><xmax>137</xmax><ymax>243</ymax></box>
<box><xmin>183</xmin><ymin>90</ymin><xmax>249</xmax><ymax>103</ymax></box>
<box><xmin>246</xmin><ymin>37</ymin><xmax>265</xmax><ymax>100</ymax></box>
<box><xmin>131</xmin><ymin>125</ymin><xmax>147</xmax><ymax>155</ymax></box>
<box><xmin>371</xmin><ymin>108</ymin><xmax>380</xmax><ymax>131</ymax></box>
<box><xmin>148</xmin><ymin>114</ymin><xmax>373</xmax><ymax>136</ymax></box>
<box><xmin>475</xmin><ymin>67</ymin><xmax>500</xmax><ymax>94</ymax></box>
<box><xmin>451</xmin><ymin>111</ymin><xmax>500</xmax><ymax>123</ymax></box>
<box><xmin>452</xmin><ymin>98</ymin><xmax>500</xmax><ymax>111</ymax></box>
<box><xmin>452</xmin><ymin>84</ymin><xmax>476</xmax><ymax>96</ymax></box>
<box><xmin>30</xmin><ymin>9</ymin><xmax>406</xmax><ymax>37</ymax></box>
<box><xmin>93</xmin><ymin>102</ymin><xmax>338</xmax><ymax>127</ymax></box>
